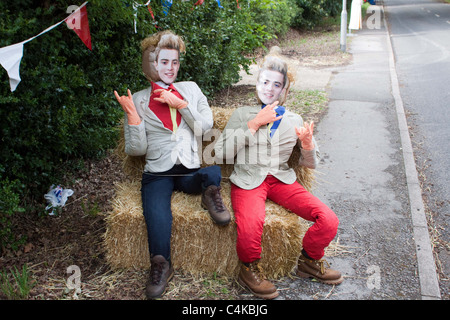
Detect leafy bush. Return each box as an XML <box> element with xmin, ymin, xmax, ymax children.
<box><xmin>0</xmin><ymin>0</ymin><xmax>271</xmax><ymax>224</ymax></box>
<box><xmin>247</xmin><ymin>0</ymin><xmax>299</xmax><ymax>37</ymax></box>
<box><xmin>292</xmin><ymin>0</ymin><xmax>345</xmax><ymax>29</ymax></box>
<box><xmin>150</xmin><ymin>0</ymin><xmax>271</xmax><ymax>96</ymax></box>
<box><xmin>1</xmin><ymin>0</ymin><xmax>144</xmax><ymax>202</ymax></box>
<box><xmin>0</xmin><ymin>171</ymin><xmax>25</xmax><ymax>251</ymax></box>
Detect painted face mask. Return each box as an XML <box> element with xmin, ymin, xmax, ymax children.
<box><xmin>154</xmin><ymin>48</ymin><xmax>180</xmax><ymax>85</ymax></box>
<box><xmin>256</xmin><ymin>69</ymin><xmax>285</xmax><ymax>106</ymax></box>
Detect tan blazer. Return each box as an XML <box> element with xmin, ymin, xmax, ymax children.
<box><xmin>214</xmin><ymin>106</ymin><xmax>319</xmax><ymax>190</ymax></box>
<box><xmin>123</xmin><ymin>81</ymin><xmax>213</xmax><ymax>173</ymax></box>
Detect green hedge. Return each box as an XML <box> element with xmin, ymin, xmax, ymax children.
<box><xmin>1</xmin><ymin>0</ymin><xmax>142</xmax><ymax>197</ymax></box>
<box><xmin>153</xmin><ymin>0</ymin><xmax>272</xmax><ymax>96</ymax></box>
<box><xmin>292</xmin><ymin>0</ymin><xmax>343</xmax><ymax>29</ymax></box>
<box><xmin>0</xmin><ymin>0</ymin><xmax>273</xmax><ymax>250</ymax></box>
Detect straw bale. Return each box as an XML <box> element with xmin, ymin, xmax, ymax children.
<box><xmin>105</xmin><ymin>106</ymin><xmax>316</xmax><ymax>278</ymax></box>
<box><xmin>104</xmin><ymin>180</ymin><xmax>308</xmax><ymax>278</ymax></box>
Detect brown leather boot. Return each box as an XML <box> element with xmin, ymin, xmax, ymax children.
<box><xmin>238</xmin><ymin>261</ymin><xmax>279</xmax><ymax>299</ymax></box>
<box><xmin>296</xmin><ymin>253</ymin><xmax>344</xmax><ymax>285</ymax></box>
<box><xmin>201</xmin><ymin>185</ymin><xmax>231</xmax><ymax>226</ymax></box>
<box><xmin>145</xmin><ymin>255</ymin><xmax>174</xmax><ymax>299</ymax></box>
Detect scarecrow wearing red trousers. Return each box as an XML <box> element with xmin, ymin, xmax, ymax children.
<box><xmin>214</xmin><ymin>52</ymin><xmax>344</xmax><ymax>299</ymax></box>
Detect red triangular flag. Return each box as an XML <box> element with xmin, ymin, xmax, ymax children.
<box><xmin>65</xmin><ymin>3</ymin><xmax>92</xmax><ymax>50</ymax></box>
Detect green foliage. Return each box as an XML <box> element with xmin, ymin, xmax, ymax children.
<box><xmin>248</xmin><ymin>0</ymin><xmax>299</xmax><ymax>36</ymax></box>
<box><xmin>292</xmin><ymin>0</ymin><xmax>344</xmax><ymax>29</ymax></box>
<box><xmin>1</xmin><ymin>0</ymin><xmax>146</xmax><ymax>203</ymax></box>
<box><xmin>0</xmin><ymin>170</ymin><xmax>25</xmax><ymax>251</ymax></box>
<box><xmin>0</xmin><ymin>264</ymin><xmax>35</xmax><ymax>300</ymax></box>
<box><xmin>0</xmin><ymin>1</ymin><xmax>271</xmax><ymax>209</ymax></box>
<box><xmin>149</xmin><ymin>0</ymin><xmax>271</xmax><ymax>96</ymax></box>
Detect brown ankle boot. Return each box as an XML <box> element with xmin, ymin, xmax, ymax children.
<box><xmin>145</xmin><ymin>255</ymin><xmax>174</xmax><ymax>299</ymax></box>
<box><xmin>296</xmin><ymin>253</ymin><xmax>344</xmax><ymax>285</ymax></box>
<box><xmin>238</xmin><ymin>261</ymin><xmax>279</xmax><ymax>299</ymax></box>
<box><xmin>201</xmin><ymin>185</ymin><xmax>231</xmax><ymax>226</ymax></box>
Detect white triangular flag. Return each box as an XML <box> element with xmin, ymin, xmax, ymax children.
<box><xmin>0</xmin><ymin>42</ymin><xmax>25</xmax><ymax>92</ymax></box>
<box><xmin>0</xmin><ymin>9</ymin><xmax>70</xmax><ymax>92</ymax></box>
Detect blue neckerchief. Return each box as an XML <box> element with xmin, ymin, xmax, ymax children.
<box><xmin>262</xmin><ymin>104</ymin><xmax>285</xmax><ymax>137</ymax></box>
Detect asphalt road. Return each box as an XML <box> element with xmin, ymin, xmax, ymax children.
<box><xmin>384</xmin><ymin>0</ymin><xmax>450</xmax><ymax>297</ymax></box>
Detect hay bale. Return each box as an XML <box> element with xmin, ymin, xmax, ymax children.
<box><xmin>104</xmin><ymin>180</ymin><xmax>148</xmax><ymax>269</ymax></box>
<box><xmin>104</xmin><ymin>180</ymin><xmax>308</xmax><ymax>278</ymax></box>
<box><xmin>104</xmin><ymin>106</ymin><xmax>316</xmax><ymax>278</ymax></box>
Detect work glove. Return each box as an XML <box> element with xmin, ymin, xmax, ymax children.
<box><xmin>247</xmin><ymin>101</ymin><xmax>283</xmax><ymax>134</ymax></box>
<box><xmin>114</xmin><ymin>89</ymin><xmax>141</xmax><ymax>125</ymax></box>
<box><xmin>295</xmin><ymin>121</ymin><xmax>315</xmax><ymax>150</ymax></box>
<box><xmin>153</xmin><ymin>88</ymin><xmax>188</xmax><ymax>110</ymax></box>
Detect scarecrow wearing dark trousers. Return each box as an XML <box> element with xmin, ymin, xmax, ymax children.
<box><xmin>114</xmin><ymin>31</ymin><xmax>231</xmax><ymax>299</ymax></box>
<box><xmin>214</xmin><ymin>53</ymin><xmax>343</xmax><ymax>299</ymax></box>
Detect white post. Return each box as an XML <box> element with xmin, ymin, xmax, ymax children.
<box><xmin>340</xmin><ymin>0</ymin><xmax>347</xmax><ymax>52</ymax></box>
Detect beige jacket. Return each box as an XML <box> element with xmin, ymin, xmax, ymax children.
<box><xmin>214</xmin><ymin>106</ymin><xmax>319</xmax><ymax>190</ymax></box>
<box><xmin>124</xmin><ymin>81</ymin><xmax>213</xmax><ymax>173</ymax></box>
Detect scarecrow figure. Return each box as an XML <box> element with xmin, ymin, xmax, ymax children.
<box><xmin>114</xmin><ymin>31</ymin><xmax>231</xmax><ymax>299</ymax></box>
<box><xmin>214</xmin><ymin>52</ymin><xmax>343</xmax><ymax>299</ymax></box>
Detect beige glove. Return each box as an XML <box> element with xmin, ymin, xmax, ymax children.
<box><xmin>153</xmin><ymin>89</ymin><xmax>188</xmax><ymax>109</ymax></box>
<box><xmin>114</xmin><ymin>89</ymin><xmax>141</xmax><ymax>125</ymax></box>
<box><xmin>295</xmin><ymin>121</ymin><xmax>315</xmax><ymax>150</ymax></box>
<box><xmin>247</xmin><ymin>101</ymin><xmax>282</xmax><ymax>134</ymax></box>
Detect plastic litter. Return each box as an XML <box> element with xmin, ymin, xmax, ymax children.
<box><xmin>44</xmin><ymin>185</ymin><xmax>74</xmax><ymax>215</ymax></box>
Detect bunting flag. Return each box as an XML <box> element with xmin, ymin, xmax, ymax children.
<box><xmin>0</xmin><ymin>42</ymin><xmax>26</xmax><ymax>92</ymax></box>
<box><xmin>194</xmin><ymin>0</ymin><xmax>223</xmax><ymax>8</ymax></box>
<box><xmin>65</xmin><ymin>2</ymin><xmax>92</xmax><ymax>50</ymax></box>
<box><xmin>0</xmin><ymin>2</ymin><xmax>90</xmax><ymax>92</ymax></box>
<box><xmin>147</xmin><ymin>3</ymin><xmax>156</xmax><ymax>20</ymax></box>
<box><xmin>0</xmin><ymin>17</ymin><xmax>68</xmax><ymax>92</ymax></box>
<box><xmin>133</xmin><ymin>1</ymin><xmax>159</xmax><ymax>31</ymax></box>
<box><xmin>1</xmin><ymin>0</ymin><xmax>235</xmax><ymax>92</ymax></box>
<box><xmin>161</xmin><ymin>0</ymin><xmax>173</xmax><ymax>15</ymax></box>
<box><xmin>147</xmin><ymin>3</ymin><xmax>161</xmax><ymax>29</ymax></box>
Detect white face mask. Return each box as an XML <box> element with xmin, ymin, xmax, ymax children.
<box><xmin>256</xmin><ymin>69</ymin><xmax>285</xmax><ymax>105</ymax></box>
<box><xmin>154</xmin><ymin>49</ymin><xmax>180</xmax><ymax>85</ymax></box>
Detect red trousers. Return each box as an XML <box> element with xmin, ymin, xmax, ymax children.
<box><xmin>231</xmin><ymin>175</ymin><xmax>339</xmax><ymax>263</ymax></box>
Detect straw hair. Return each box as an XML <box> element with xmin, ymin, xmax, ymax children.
<box><xmin>104</xmin><ymin>106</ymin><xmax>317</xmax><ymax>278</ymax></box>
<box><xmin>141</xmin><ymin>30</ymin><xmax>186</xmax><ymax>83</ymax></box>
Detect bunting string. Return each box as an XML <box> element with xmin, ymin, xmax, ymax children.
<box><xmin>0</xmin><ymin>1</ymin><xmax>91</xmax><ymax>92</ymax></box>
<box><xmin>1</xmin><ymin>0</ymin><xmax>239</xmax><ymax>92</ymax></box>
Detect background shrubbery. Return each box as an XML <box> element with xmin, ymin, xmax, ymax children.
<box><xmin>0</xmin><ymin>0</ymin><xmax>343</xmax><ymax>250</ymax></box>
<box><xmin>292</xmin><ymin>0</ymin><xmax>343</xmax><ymax>29</ymax></box>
